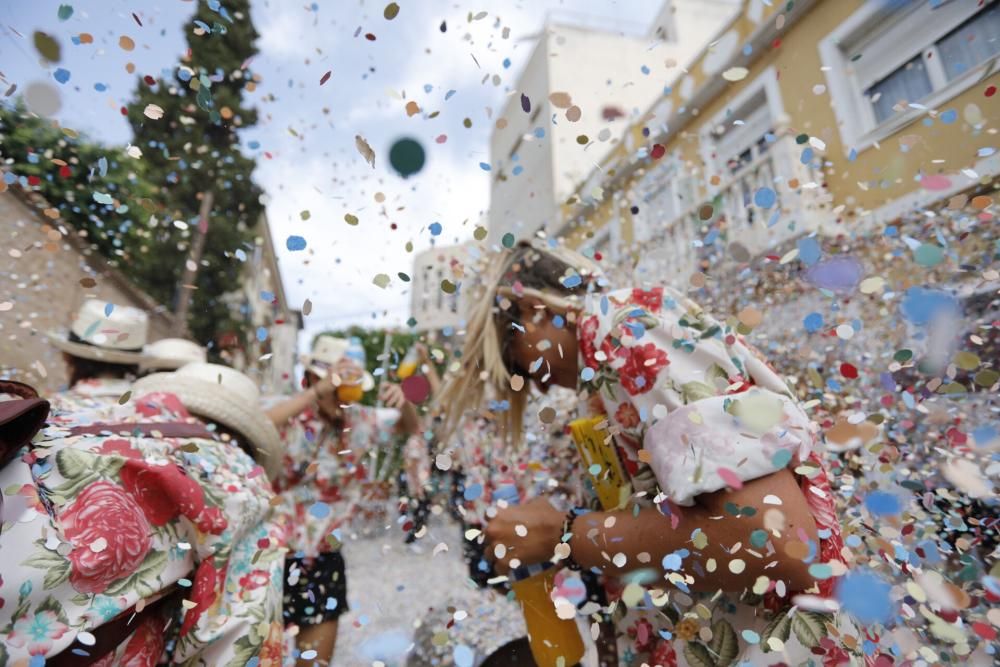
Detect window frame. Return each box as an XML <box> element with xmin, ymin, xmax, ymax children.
<box><xmin>698</xmin><ymin>66</ymin><xmax>785</xmax><ymax>185</ymax></box>
<box><xmin>820</xmin><ymin>0</ymin><xmax>1000</xmax><ymax>154</ymax></box>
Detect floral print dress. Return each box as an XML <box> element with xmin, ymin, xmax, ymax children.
<box><xmin>575</xmin><ymin>287</ymin><xmax>850</xmax><ymax>667</ymax></box>
<box><xmin>271</xmin><ymin>405</ymin><xmax>384</xmax><ymax>559</ymax></box>
<box><xmin>0</xmin><ymin>391</ymin><xmax>285</xmax><ymax>666</ymax></box>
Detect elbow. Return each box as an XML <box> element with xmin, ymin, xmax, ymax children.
<box><xmin>771</xmin><ymin>514</ymin><xmax>821</xmax><ymax>591</ymax></box>
<box><xmin>771</xmin><ymin>552</ymin><xmax>815</xmax><ymax>591</ymax></box>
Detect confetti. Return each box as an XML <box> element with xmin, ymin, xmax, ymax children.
<box><xmin>33</xmin><ymin>31</ymin><xmax>61</xmax><ymax>62</ymax></box>
<box><xmin>355</xmin><ymin>134</ymin><xmax>376</xmax><ymax>168</ymax></box>
<box><xmin>837</xmin><ymin>572</ymin><xmax>892</xmax><ymax>624</ymax></box>
<box><xmin>388</xmin><ymin>137</ymin><xmax>425</xmax><ymax>177</ymax></box>
<box><xmin>722</xmin><ymin>66</ymin><xmax>748</xmax><ymax>81</ymax></box>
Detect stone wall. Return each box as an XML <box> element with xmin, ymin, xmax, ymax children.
<box><xmin>0</xmin><ymin>186</ymin><xmax>177</xmax><ymax>393</ymax></box>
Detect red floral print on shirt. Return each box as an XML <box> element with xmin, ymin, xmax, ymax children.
<box><xmin>97</xmin><ymin>438</ymin><xmax>142</xmax><ymax>458</ymax></box>
<box><xmin>119</xmin><ymin>459</ymin><xmax>209</xmax><ymax>529</ymax></box>
<box><xmin>614</xmin><ymin>401</ymin><xmax>641</xmax><ymax>429</ymax></box>
<box><xmin>62</xmin><ymin>481</ymin><xmax>152</xmax><ymax>594</ymax></box>
<box><xmin>617</xmin><ymin>342</ymin><xmax>669</xmax><ymax>395</ymax></box>
<box><xmin>578</xmin><ymin>314</ymin><xmax>601</xmax><ymax>369</ymax></box>
<box><xmin>181</xmin><ymin>560</ymin><xmax>221</xmax><ymax>635</ymax></box>
<box><xmin>629</xmin><ymin>287</ymin><xmax>664</xmax><ymax>312</ymax></box>
<box><xmin>120</xmin><ymin>611</ymin><xmax>168</xmax><ymax>667</ymax></box>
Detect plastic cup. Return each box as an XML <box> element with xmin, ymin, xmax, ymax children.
<box><xmin>336</xmin><ymin>384</ymin><xmax>364</xmax><ymax>403</ymax></box>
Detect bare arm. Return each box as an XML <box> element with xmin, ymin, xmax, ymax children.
<box><xmin>486</xmin><ymin>468</ymin><xmax>818</xmax><ymax>593</ymax></box>
<box><xmin>266</xmin><ymin>386</ymin><xmax>320</xmax><ymax>427</ymax></box>
<box><xmin>567</xmin><ymin>468</ymin><xmax>817</xmax><ymax>591</ymax></box>
<box><xmin>379</xmin><ymin>383</ymin><xmax>422</xmax><ymax>436</ymax></box>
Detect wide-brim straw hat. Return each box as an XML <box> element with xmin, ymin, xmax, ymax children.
<box><xmin>142</xmin><ymin>338</ymin><xmax>208</xmax><ymax>371</ymax></box>
<box><xmin>48</xmin><ymin>299</ymin><xmax>150</xmax><ymax>365</ymax></box>
<box><xmin>133</xmin><ymin>363</ymin><xmax>282</xmax><ymax>480</ymax></box>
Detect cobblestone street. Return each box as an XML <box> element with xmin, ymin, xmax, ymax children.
<box><xmin>337</xmin><ymin>512</ymin><xmax>527</xmax><ymax>666</ymax></box>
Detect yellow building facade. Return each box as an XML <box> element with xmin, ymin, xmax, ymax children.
<box><xmin>558</xmin><ymin>0</ymin><xmax>999</xmax><ymax>282</ymax></box>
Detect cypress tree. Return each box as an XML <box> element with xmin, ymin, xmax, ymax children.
<box><xmin>126</xmin><ymin>0</ymin><xmax>263</xmax><ymax>345</ymax></box>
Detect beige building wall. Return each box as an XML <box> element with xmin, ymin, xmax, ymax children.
<box><xmin>561</xmin><ymin>0</ymin><xmax>1000</xmax><ymax>261</ymax></box>
<box><xmin>0</xmin><ymin>187</ymin><xmax>177</xmax><ymax>393</ymax></box>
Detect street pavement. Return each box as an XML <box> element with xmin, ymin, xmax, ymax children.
<box><xmin>336</xmin><ymin>510</ymin><xmax>526</xmax><ymax>666</ymax></box>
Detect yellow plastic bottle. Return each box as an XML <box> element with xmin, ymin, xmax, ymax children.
<box><xmin>510</xmin><ymin>565</ymin><xmax>585</xmax><ymax>667</ymax></box>
<box><xmin>397</xmin><ymin>347</ymin><xmax>419</xmax><ymax>379</ymax></box>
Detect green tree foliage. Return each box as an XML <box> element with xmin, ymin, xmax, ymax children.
<box><xmin>0</xmin><ymin>102</ymin><xmax>168</xmax><ymax>302</ymax></box>
<box><xmin>125</xmin><ymin>0</ymin><xmax>263</xmax><ymax>344</ymax></box>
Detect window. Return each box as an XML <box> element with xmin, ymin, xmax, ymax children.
<box><xmin>632</xmin><ymin>154</ymin><xmax>695</xmax><ymax>243</ymax></box>
<box><xmin>821</xmin><ymin>1</ymin><xmax>1000</xmax><ymax>150</ymax></box>
<box><xmin>937</xmin><ymin>4</ymin><xmax>1000</xmax><ymax>81</ymax></box>
<box><xmin>713</xmin><ymin>102</ymin><xmax>774</xmax><ymax>175</ymax></box>
<box><xmin>866</xmin><ymin>55</ymin><xmax>932</xmax><ymax>124</ymax></box>
<box><xmin>707</xmin><ymin>94</ymin><xmax>778</xmax><ymax>227</ymax></box>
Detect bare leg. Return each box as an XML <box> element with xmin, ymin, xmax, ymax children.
<box><xmin>294</xmin><ymin>620</ymin><xmax>339</xmax><ymax>666</ymax></box>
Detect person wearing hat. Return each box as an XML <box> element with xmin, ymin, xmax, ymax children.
<box><xmin>0</xmin><ymin>364</ymin><xmax>286</xmax><ymax>665</ymax></box>
<box><xmin>48</xmin><ymin>299</ymin><xmax>149</xmax><ymax>404</ymax></box>
<box><xmin>47</xmin><ymin>299</ymin><xmax>150</xmax><ymax>410</ymax></box>
<box><xmin>133</xmin><ymin>362</ymin><xmax>284</xmax><ymax>480</ymax></box>
<box><xmin>141</xmin><ymin>337</ymin><xmax>208</xmax><ymax>374</ymax></box>
<box><xmin>265</xmin><ymin>335</ymin><xmax>422</xmax><ymax>666</ymax></box>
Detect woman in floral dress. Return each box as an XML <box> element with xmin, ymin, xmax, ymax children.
<box><xmin>437</xmin><ymin>241</ymin><xmax>850</xmax><ymax>667</ymax></box>
<box><xmin>266</xmin><ymin>337</ymin><xmax>422</xmax><ymax>666</ymax></box>
<box><xmin>0</xmin><ymin>369</ymin><xmax>285</xmax><ymax>666</ymax></box>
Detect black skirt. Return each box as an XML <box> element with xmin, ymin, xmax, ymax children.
<box><xmin>282</xmin><ymin>550</ymin><xmax>349</xmax><ymax>626</ymax></box>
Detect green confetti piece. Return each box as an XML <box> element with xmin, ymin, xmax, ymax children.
<box><xmin>914</xmin><ymin>243</ymin><xmax>943</xmax><ymax>267</ymax></box>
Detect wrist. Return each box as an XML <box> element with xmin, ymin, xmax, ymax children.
<box><xmin>561</xmin><ymin>507</ymin><xmax>586</xmax><ymax>571</ymax></box>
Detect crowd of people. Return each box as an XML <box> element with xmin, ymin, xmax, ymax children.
<box><xmin>0</xmin><ymin>238</ymin><xmax>996</xmax><ymax>666</ymax></box>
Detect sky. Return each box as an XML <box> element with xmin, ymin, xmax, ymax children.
<box><xmin>0</xmin><ymin>0</ymin><xmax>664</xmax><ymax>341</ymax></box>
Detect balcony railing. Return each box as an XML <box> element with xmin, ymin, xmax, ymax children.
<box><xmin>635</xmin><ymin>131</ymin><xmax>829</xmax><ymax>287</ymax></box>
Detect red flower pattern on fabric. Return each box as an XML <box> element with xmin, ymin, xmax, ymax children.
<box><xmin>577</xmin><ymin>314</ymin><xmax>601</xmax><ymax>369</ymax></box>
<box><xmin>181</xmin><ymin>560</ymin><xmax>221</xmax><ymax>635</ymax></box>
<box><xmin>618</xmin><ymin>342</ymin><xmax>669</xmax><ymax>395</ymax></box>
<box><xmin>120</xmin><ymin>611</ymin><xmax>168</xmax><ymax>667</ymax></box>
<box><xmin>97</xmin><ymin>438</ymin><xmax>142</xmax><ymax>458</ymax></box>
<box><xmin>133</xmin><ymin>391</ymin><xmax>189</xmax><ymax>419</ymax></box>
<box><xmin>239</xmin><ymin>569</ymin><xmax>271</xmax><ymax>591</ymax></box>
<box><xmin>62</xmin><ymin>481</ymin><xmax>152</xmax><ymax>594</ymax></box>
<box><xmin>650</xmin><ymin>639</ymin><xmax>678</xmax><ymax>667</ymax></box>
<box><xmin>630</xmin><ymin>287</ymin><xmax>664</xmax><ymax>312</ymax></box>
<box><xmin>119</xmin><ymin>459</ymin><xmax>206</xmax><ymax>527</ymax></box>
<box><xmin>615</xmin><ymin>401</ymin><xmax>641</xmax><ymax>429</ymax></box>
<box><xmin>195</xmin><ymin>506</ymin><xmax>228</xmax><ymax>535</ymax></box>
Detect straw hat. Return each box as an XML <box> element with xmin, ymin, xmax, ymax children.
<box><xmin>142</xmin><ymin>338</ymin><xmax>208</xmax><ymax>371</ymax></box>
<box><xmin>48</xmin><ymin>299</ymin><xmax>149</xmax><ymax>364</ymax></box>
<box><xmin>133</xmin><ymin>363</ymin><xmax>282</xmax><ymax>480</ymax></box>
<box><xmin>304</xmin><ymin>336</ymin><xmax>375</xmax><ymax>391</ymax></box>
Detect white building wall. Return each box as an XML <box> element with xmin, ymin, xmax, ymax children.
<box><xmin>489</xmin><ymin>41</ymin><xmax>555</xmax><ymax>244</ymax></box>
<box><xmin>409</xmin><ymin>243</ymin><xmax>475</xmax><ymax>332</ymax></box>
<box><xmin>488</xmin><ymin>2</ymin><xmax>739</xmax><ymax>242</ymax></box>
